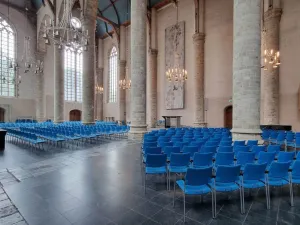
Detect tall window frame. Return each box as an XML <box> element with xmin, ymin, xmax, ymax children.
<box><xmin>108</xmin><ymin>46</ymin><xmax>118</xmax><ymax>103</ymax></box>
<box><xmin>0</xmin><ymin>16</ymin><xmax>16</xmax><ymax>97</ymax></box>
<box><xmin>64</xmin><ymin>46</ymin><xmax>82</xmax><ymax>102</ymax></box>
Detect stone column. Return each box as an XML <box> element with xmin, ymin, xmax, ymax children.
<box><xmin>129</xmin><ymin>0</ymin><xmax>147</xmax><ymax>139</ymax></box>
<box><xmin>263</xmin><ymin>8</ymin><xmax>282</xmax><ymax>125</ymax></box>
<box><xmin>35</xmin><ymin>51</ymin><xmax>45</xmax><ymax>122</ymax></box>
<box><xmin>147</xmin><ymin>49</ymin><xmax>158</xmax><ymax>128</ymax></box>
<box><xmin>54</xmin><ymin>44</ymin><xmax>64</xmax><ymax>123</ymax></box>
<box><xmin>118</xmin><ymin>60</ymin><xmax>126</xmax><ymax>122</ymax></box>
<box><xmin>231</xmin><ymin>0</ymin><xmax>262</xmax><ymax>140</ymax></box>
<box><xmin>193</xmin><ymin>32</ymin><xmax>205</xmax><ymax>127</ymax></box>
<box><xmin>82</xmin><ymin>0</ymin><xmax>97</xmax><ymax>124</ymax></box>
<box><xmin>96</xmin><ymin>67</ymin><xmax>104</xmax><ymax>120</ymax></box>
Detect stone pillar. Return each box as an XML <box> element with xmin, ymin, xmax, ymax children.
<box><xmin>118</xmin><ymin>60</ymin><xmax>126</xmax><ymax>122</ymax></box>
<box><xmin>263</xmin><ymin>8</ymin><xmax>282</xmax><ymax>125</ymax></box>
<box><xmin>231</xmin><ymin>0</ymin><xmax>262</xmax><ymax>140</ymax></box>
<box><xmin>81</xmin><ymin>0</ymin><xmax>97</xmax><ymax>124</ymax></box>
<box><xmin>129</xmin><ymin>0</ymin><xmax>147</xmax><ymax>139</ymax></box>
<box><xmin>54</xmin><ymin>45</ymin><xmax>64</xmax><ymax>123</ymax></box>
<box><xmin>35</xmin><ymin>51</ymin><xmax>45</xmax><ymax>122</ymax></box>
<box><xmin>193</xmin><ymin>32</ymin><xmax>205</xmax><ymax>127</ymax></box>
<box><xmin>147</xmin><ymin>49</ymin><xmax>158</xmax><ymax>128</ymax></box>
<box><xmin>96</xmin><ymin>68</ymin><xmax>104</xmax><ymax>120</ymax></box>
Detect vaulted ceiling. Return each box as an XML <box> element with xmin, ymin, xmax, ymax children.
<box><xmin>31</xmin><ymin>0</ymin><xmax>172</xmax><ymax>38</ymax></box>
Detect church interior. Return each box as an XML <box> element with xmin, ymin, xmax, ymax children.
<box><xmin>0</xmin><ymin>0</ymin><xmax>300</xmax><ymax>224</ymax></box>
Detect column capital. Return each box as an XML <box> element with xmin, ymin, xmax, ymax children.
<box><xmin>264</xmin><ymin>8</ymin><xmax>282</xmax><ymax>22</ymax></box>
<box><xmin>193</xmin><ymin>32</ymin><xmax>205</xmax><ymax>43</ymax></box>
<box><xmin>119</xmin><ymin>60</ymin><xmax>126</xmax><ymax>67</ymax></box>
<box><xmin>148</xmin><ymin>48</ymin><xmax>158</xmax><ymax>55</ymax></box>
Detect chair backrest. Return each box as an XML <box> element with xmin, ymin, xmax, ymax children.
<box><xmin>158</xmin><ymin>142</ymin><xmax>173</xmax><ymax>148</ymax></box>
<box><xmin>234</xmin><ymin>146</ymin><xmax>250</xmax><ymax>156</ymax></box>
<box><xmin>257</xmin><ymin>151</ymin><xmax>276</xmax><ymax>165</ymax></box>
<box><xmin>218</xmin><ymin>146</ymin><xmax>233</xmax><ymax>153</ymax></box>
<box><xmin>236</xmin><ymin>152</ymin><xmax>255</xmax><ymax>165</ymax></box>
<box><xmin>277</xmin><ymin>151</ymin><xmax>295</xmax><ymax>163</ymax></box>
<box><xmin>189</xmin><ymin>141</ymin><xmax>204</xmax><ymax>148</ymax></box>
<box><xmin>185</xmin><ymin>167</ymin><xmax>213</xmax><ymax>186</ymax></box>
<box><xmin>267</xmin><ymin>145</ymin><xmax>281</xmax><ymax>154</ymax></box>
<box><xmin>296</xmin><ymin>152</ymin><xmax>300</xmax><ymax>161</ymax></box>
<box><xmin>296</xmin><ymin>136</ymin><xmax>300</xmax><ymax>146</ymax></box>
<box><xmin>193</xmin><ymin>152</ymin><xmax>214</xmax><ymax>168</ymax></box>
<box><xmin>292</xmin><ymin>160</ymin><xmax>300</xmax><ymax>178</ymax></box>
<box><xmin>233</xmin><ymin>140</ymin><xmax>245</xmax><ymax>147</ymax></box>
<box><xmin>173</xmin><ymin>141</ymin><xmax>189</xmax><ymax>149</ymax></box>
<box><xmin>201</xmin><ymin>145</ymin><xmax>217</xmax><ymax>154</ymax></box>
<box><xmin>219</xmin><ymin>141</ymin><xmax>232</xmax><ymax>147</ymax></box>
<box><xmin>205</xmin><ymin>141</ymin><xmax>219</xmax><ymax>146</ymax></box>
<box><xmin>170</xmin><ymin>153</ymin><xmax>191</xmax><ymax>167</ymax></box>
<box><xmin>247</xmin><ymin>140</ymin><xmax>258</xmax><ymax>147</ymax></box>
<box><xmin>182</xmin><ymin>146</ymin><xmax>199</xmax><ymax>157</ymax></box>
<box><xmin>215</xmin><ymin>152</ymin><xmax>234</xmax><ymax>166</ymax></box>
<box><xmin>243</xmin><ymin>163</ymin><xmax>267</xmax><ymax>181</ymax></box>
<box><xmin>215</xmin><ymin>165</ymin><xmax>241</xmax><ymax>183</ymax></box>
<box><xmin>163</xmin><ymin>146</ymin><xmax>181</xmax><ymax>158</ymax></box>
<box><xmin>146</xmin><ymin>154</ymin><xmax>167</xmax><ymax>167</ymax></box>
<box><xmin>143</xmin><ymin>142</ymin><xmax>157</xmax><ymax>148</ymax></box>
<box><xmin>252</xmin><ymin>145</ymin><xmax>266</xmax><ymax>158</ymax></box>
<box><xmin>268</xmin><ymin>162</ymin><xmax>290</xmax><ymax>179</ymax></box>
<box><xmin>144</xmin><ymin>147</ymin><xmax>162</xmax><ymax>155</ymax></box>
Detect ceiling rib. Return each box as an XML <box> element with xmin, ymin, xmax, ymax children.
<box><xmin>109</xmin><ymin>0</ymin><xmax>120</xmax><ymax>25</ymax></box>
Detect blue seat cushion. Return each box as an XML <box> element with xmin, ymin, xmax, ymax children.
<box><xmin>268</xmin><ymin>177</ymin><xmax>289</xmax><ymax>186</ymax></box>
<box><xmin>146</xmin><ymin>167</ymin><xmax>167</xmax><ymax>174</ymax></box>
<box><xmin>237</xmin><ymin>179</ymin><xmax>265</xmax><ymax>189</ymax></box>
<box><xmin>214</xmin><ymin>182</ymin><xmax>240</xmax><ymax>192</ymax></box>
<box><xmin>168</xmin><ymin>166</ymin><xmax>188</xmax><ymax>173</ymax></box>
<box><xmin>176</xmin><ymin>180</ymin><xmax>212</xmax><ymax>195</ymax></box>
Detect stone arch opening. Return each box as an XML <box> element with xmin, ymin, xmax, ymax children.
<box><xmin>69</xmin><ymin>109</ymin><xmax>81</xmax><ymax>121</ymax></box>
<box><xmin>0</xmin><ymin>107</ymin><xmax>5</xmax><ymax>122</ymax></box>
<box><xmin>224</xmin><ymin>105</ymin><xmax>232</xmax><ymax>129</ymax></box>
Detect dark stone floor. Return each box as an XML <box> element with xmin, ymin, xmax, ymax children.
<box><xmin>0</xmin><ymin>140</ymin><xmax>300</xmax><ymax>225</ymax></box>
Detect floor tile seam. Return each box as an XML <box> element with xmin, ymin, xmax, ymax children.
<box><xmin>278</xmin><ymin>208</ymin><xmax>300</xmax><ymax>216</ymax></box>
<box><xmin>147</xmin><ymin>208</ymin><xmax>165</xmax><ymax>223</ymax></box>
<box><xmin>123</xmin><ymin>208</ymin><xmax>156</xmax><ymax>224</ymax></box>
<box><xmin>241</xmin><ymin>201</ymin><xmax>254</xmax><ymax>225</ymax></box>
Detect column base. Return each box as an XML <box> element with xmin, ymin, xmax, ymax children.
<box><xmin>129</xmin><ymin>124</ymin><xmax>147</xmax><ymax>140</ymax></box>
<box><xmin>231</xmin><ymin>128</ymin><xmax>262</xmax><ymax>141</ymax></box>
<box><xmin>193</xmin><ymin>122</ymin><xmax>207</xmax><ymax>128</ymax></box>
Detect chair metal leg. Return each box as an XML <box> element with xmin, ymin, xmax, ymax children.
<box><xmin>265</xmin><ymin>185</ymin><xmax>269</xmax><ymax>209</ymax></box>
<box><xmin>183</xmin><ymin>193</ymin><xmax>186</xmax><ymax>222</ymax></box>
<box><xmin>267</xmin><ymin>184</ymin><xmax>271</xmax><ymax>209</ymax></box>
<box><xmin>173</xmin><ymin>178</ymin><xmax>176</xmax><ymax>207</ymax></box>
<box><xmin>211</xmin><ymin>191</ymin><xmax>214</xmax><ymax>219</ymax></box>
<box><xmin>213</xmin><ymin>190</ymin><xmax>217</xmax><ymax>218</ymax></box>
<box><xmin>290</xmin><ymin>182</ymin><xmax>294</xmax><ymax>207</ymax></box>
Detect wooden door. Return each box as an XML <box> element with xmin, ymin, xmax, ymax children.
<box><xmin>0</xmin><ymin>108</ymin><xmax>4</xmax><ymax>122</ymax></box>
<box><xmin>69</xmin><ymin>110</ymin><xmax>81</xmax><ymax>121</ymax></box>
<box><xmin>224</xmin><ymin>106</ymin><xmax>232</xmax><ymax>129</ymax></box>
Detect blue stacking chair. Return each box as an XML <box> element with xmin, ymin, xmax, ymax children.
<box><xmin>292</xmin><ymin>137</ymin><xmax>300</xmax><ymax>150</ymax></box>
<box><xmin>206</xmin><ymin>141</ymin><xmax>219</xmax><ymax>147</ymax></box>
<box><xmin>142</xmin><ymin>141</ymin><xmax>157</xmax><ymax>149</ymax></box>
<box><xmin>214</xmin><ymin>152</ymin><xmax>234</xmax><ymax>168</ymax></box>
<box><xmin>168</xmin><ymin>153</ymin><xmax>191</xmax><ymax>190</ymax></box>
<box><xmin>247</xmin><ymin>140</ymin><xmax>258</xmax><ymax>148</ymax></box>
<box><xmin>219</xmin><ymin>141</ymin><xmax>232</xmax><ymax>147</ymax></box>
<box><xmin>251</xmin><ymin>145</ymin><xmax>266</xmax><ymax>159</ymax></box>
<box><xmin>291</xmin><ymin>161</ymin><xmax>300</xmax><ymax>196</ymax></box>
<box><xmin>286</xmin><ymin>134</ymin><xmax>295</xmax><ymax>150</ymax></box>
<box><xmin>171</xmin><ymin>137</ymin><xmax>182</xmax><ymax>143</ymax></box>
<box><xmin>144</xmin><ymin>154</ymin><xmax>167</xmax><ymax>193</ymax></box>
<box><xmin>174</xmin><ymin>167</ymin><xmax>214</xmax><ymax>222</ymax></box>
<box><xmin>267</xmin><ymin>162</ymin><xmax>293</xmax><ymax>208</ymax></box>
<box><xmin>201</xmin><ymin>145</ymin><xmax>217</xmax><ymax>154</ymax></box>
<box><xmin>158</xmin><ymin>141</ymin><xmax>173</xmax><ymax>148</ymax></box>
<box><xmin>189</xmin><ymin>141</ymin><xmax>204</xmax><ymax>149</ymax></box>
<box><xmin>163</xmin><ymin>146</ymin><xmax>181</xmax><ymax>161</ymax></box>
<box><xmin>158</xmin><ymin>136</ymin><xmax>170</xmax><ymax>143</ymax></box>
<box><xmin>218</xmin><ymin>146</ymin><xmax>233</xmax><ymax>153</ymax></box>
<box><xmin>193</xmin><ymin>152</ymin><xmax>214</xmax><ymax>168</ymax></box>
<box><xmin>143</xmin><ymin>147</ymin><xmax>162</xmax><ymax>163</ymax></box>
<box><xmin>239</xmin><ymin>163</ymin><xmax>268</xmax><ymax>213</ymax></box>
<box><xmin>236</xmin><ymin>152</ymin><xmax>255</xmax><ymax>170</ymax></box>
<box><xmin>267</xmin><ymin>145</ymin><xmax>281</xmax><ymax>157</ymax></box>
<box><xmin>257</xmin><ymin>152</ymin><xmax>276</xmax><ymax>170</ymax></box>
<box><xmin>269</xmin><ymin>132</ymin><xmax>278</xmax><ymax>143</ymax></box>
<box><xmin>296</xmin><ymin>152</ymin><xmax>300</xmax><ymax>161</ymax></box>
<box><xmin>274</xmin><ymin>133</ymin><xmax>286</xmax><ymax>146</ymax></box>
<box><xmin>277</xmin><ymin>151</ymin><xmax>295</xmax><ymax>163</ymax></box>
<box><xmin>144</xmin><ymin>136</ymin><xmax>158</xmax><ymax>142</ymax></box>
<box><xmin>234</xmin><ymin>146</ymin><xmax>250</xmax><ymax>157</ymax></box>
<box><xmin>182</xmin><ymin>146</ymin><xmax>199</xmax><ymax>160</ymax></box>
<box><xmin>212</xmin><ymin>165</ymin><xmax>242</xmax><ymax>218</ymax></box>
<box><xmin>233</xmin><ymin>140</ymin><xmax>246</xmax><ymax>147</ymax></box>
<box><xmin>173</xmin><ymin>141</ymin><xmax>189</xmax><ymax>150</ymax></box>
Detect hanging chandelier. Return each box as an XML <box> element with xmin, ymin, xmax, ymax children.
<box><xmin>43</xmin><ymin>0</ymin><xmax>89</xmax><ymax>50</ymax></box>
<box><xmin>34</xmin><ymin>60</ymin><xmax>43</xmax><ymax>74</ymax></box>
<box><xmin>95</xmin><ymin>84</ymin><xmax>104</xmax><ymax>94</ymax></box>
<box><xmin>262</xmin><ymin>49</ymin><xmax>280</xmax><ymax>70</ymax></box>
<box><xmin>119</xmin><ymin>78</ymin><xmax>131</xmax><ymax>90</ymax></box>
<box><xmin>165</xmin><ymin>0</ymin><xmax>187</xmax><ymax>83</ymax></box>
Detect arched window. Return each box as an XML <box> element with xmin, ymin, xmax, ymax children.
<box><xmin>64</xmin><ymin>46</ymin><xmax>82</xmax><ymax>102</ymax></box>
<box><xmin>0</xmin><ymin>16</ymin><xmax>15</xmax><ymax>97</ymax></box>
<box><xmin>108</xmin><ymin>46</ymin><xmax>118</xmax><ymax>103</ymax></box>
